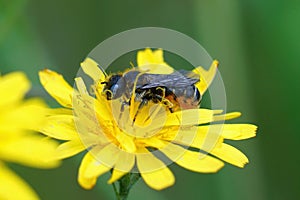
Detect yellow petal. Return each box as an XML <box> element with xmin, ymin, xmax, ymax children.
<box><xmin>113</xmin><ymin>150</ymin><xmax>135</xmax><ymax>173</ymax></box>
<box><xmin>149</xmin><ymin>109</ymin><xmax>214</xmax><ymax>132</ymax></box>
<box><xmin>115</xmin><ymin>129</ymin><xmax>136</xmax><ymax>153</ymax></box>
<box><xmin>94</xmin><ymin>95</ymin><xmax>113</xmax><ymax>121</ymax></box>
<box><xmin>39</xmin><ymin>69</ymin><xmax>73</xmax><ymax>108</ymax></box>
<box><xmin>56</xmin><ymin>139</ymin><xmax>86</xmax><ymax>159</ymax></box>
<box><xmin>75</xmin><ymin>77</ymin><xmax>89</xmax><ymax>95</ymax></box>
<box><xmin>0</xmin><ymin>98</ymin><xmax>47</xmax><ymax>135</ymax></box>
<box><xmin>108</xmin><ymin>169</ymin><xmax>127</xmax><ymax>184</ymax></box>
<box><xmin>92</xmin><ymin>143</ymin><xmax>121</xmax><ymax>168</ymax></box>
<box><xmin>81</xmin><ymin>57</ymin><xmax>106</xmax><ymax>82</ymax></box>
<box><xmin>78</xmin><ymin>152</ymin><xmax>111</xmax><ymax>189</ymax></box>
<box><xmin>75</xmin><ymin>78</ymin><xmax>111</xmax><ymax>126</ymax></box>
<box><xmin>137</xmin><ymin>137</ymin><xmax>165</xmax><ymax>150</ymax></box>
<box><xmin>45</xmin><ymin>108</ymin><xmax>73</xmax><ymax>115</ymax></box>
<box><xmin>168</xmin><ymin>109</ymin><xmax>214</xmax><ymax>125</ymax></box>
<box><xmin>40</xmin><ymin>115</ymin><xmax>79</xmax><ymax>140</ymax></box>
<box><xmin>74</xmin><ymin>78</ymin><xmax>111</xmax><ymax>134</ymax></box>
<box><xmin>0</xmin><ymin>162</ymin><xmax>39</xmax><ymax>200</ymax></box>
<box><xmin>160</xmin><ymin>143</ymin><xmax>224</xmax><ymax>173</ymax></box>
<box><xmin>137</xmin><ymin>148</ymin><xmax>175</xmax><ymax>190</ymax></box>
<box><xmin>0</xmin><ymin>136</ymin><xmax>60</xmax><ymax>168</ymax></box>
<box><xmin>0</xmin><ymin>72</ymin><xmax>30</xmax><ymax>107</ymax></box>
<box><xmin>137</xmin><ymin>48</ymin><xmax>174</xmax><ymax>74</ymax></box>
<box><xmin>84</xmin><ymin>155</ymin><xmax>111</xmax><ymax>179</ymax></box>
<box><xmin>193</xmin><ymin>60</ymin><xmax>218</xmax><ymax>94</ymax></box>
<box><xmin>209</xmin><ymin>124</ymin><xmax>257</xmax><ymax>140</ymax></box>
<box><xmin>210</xmin><ymin>143</ymin><xmax>249</xmax><ymax>168</ymax></box>
<box><xmin>73</xmin><ymin>91</ymin><xmax>112</xmax><ymax>135</ymax></box>
<box><xmin>140</xmin><ymin>168</ymin><xmax>175</xmax><ymax>190</ymax></box>
<box><xmin>136</xmin><ymin>148</ymin><xmax>166</xmax><ymax>173</ymax></box>
<box><xmin>166</xmin><ymin>126</ymin><xmax>223</xmax><ymax>151</ymax></box>
<box><xmin>213</xmin><ymin>112</ymin><xmax>241</xmax><ymax>121</ymax></box>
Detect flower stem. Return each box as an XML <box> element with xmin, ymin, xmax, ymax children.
<box><xmin>112</xmin><ymin>172</ymin><xmax>141</xmax><ymax>200</ymax></box>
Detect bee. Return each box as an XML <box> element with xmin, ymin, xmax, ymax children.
<box><xmin>101</xmin><ymin>69</ymin><xmax>201</xmax><ymax>114</ymax></box>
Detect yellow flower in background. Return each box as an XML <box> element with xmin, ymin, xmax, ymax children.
<box><xmin>0</xmin><ymin>72</ymin><xmax>60</xmax><ymax>200</ymax></box>
<box><xmin>38</xmin><ymin>49</ymin><xmax>257</xmax><ymax>191</ymax></box>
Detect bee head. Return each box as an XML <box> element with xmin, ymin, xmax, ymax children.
<box><xmin>101</xmin><ymin>74</ymin><xmax>124</xmax><ymax>100</ymax></box>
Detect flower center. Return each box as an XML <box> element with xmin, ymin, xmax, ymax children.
<box><xmin>109</xmin><ymin>99</ymin><xmax>169</xmax><ymax>139</ymax></box>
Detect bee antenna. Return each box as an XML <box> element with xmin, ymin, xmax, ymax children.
<box><xmin>129</xmin><ymin>62</ymin><xmax>135</xmax><ymax>68</ymax></box>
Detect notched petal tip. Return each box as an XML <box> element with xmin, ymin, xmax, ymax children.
<box><xmin>39</xmin><ymin>69</ymin><xmax>73</xmax><ymax>108</ymax></box>
<box><xmin>212</xmin><ymin>60</ymin><xmax>219</xmax><ymax>68</ymax></box>
<box><xmin>193</xmin><ymin>59</ymin><xmax>219</xmax><ymax>94</ymax></box>
<box><xmin>232</xmin><ymin>124</ymin><xmax>258</xmax><ymax>140</ymax></box>
<box><xmin>81</xmin><ymin>57</ymin><xmax>106</xmax><ymax>82</ymax></box>
<box><xmin>211</xmin><ymin>143</ymin><xmax>249</xmax><ymax>168</ymax></box>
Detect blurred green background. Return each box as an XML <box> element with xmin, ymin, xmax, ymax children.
<box><xmin>1</xmin><ymin>0</ymin><xmax>300</xmax><ymax>199</ymax></box>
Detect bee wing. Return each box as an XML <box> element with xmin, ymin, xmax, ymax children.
<box><xmin>177</xmin><ymin>69</ymin><xmax>200</xmax><ymax>81</ymax></box>
<box><xmin>137</xmin><ymin>71</ymin><xmax>200</xmax><ymax>89</ymax></box>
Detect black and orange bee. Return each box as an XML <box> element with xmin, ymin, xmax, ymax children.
<box><xmin>101</xmin><ymin>69</ymin><xmax>201</xmax><ymax>114</ymax></box>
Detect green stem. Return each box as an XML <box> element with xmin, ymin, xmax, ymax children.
<box><xmin>112</xmin><ymin>173</ymin><xmax>141</xmax><ymax>200</ymax></box>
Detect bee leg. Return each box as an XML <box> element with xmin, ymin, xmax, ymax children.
<box><xmin>132</xmin><ymin>98</ymin><xmax>148</xmax><ymax>125</ymax></box>
<box><xmin>118</xmin><ymin>100</ymin><xmax>130</xmax><ymax>125</ymax></box>
<box><xmin>122</xmin><ymin>101</ymin><xmax>129</xmax><ymax>111</ymax></box>
<box><xmin>155</xmin><ymin>87</ymin><xmax>174</xmax><ymax>108</ymax></box>
<box><xmin>103</xmin><ymin>89</ymin><xmax>113</xmax><ymax>100</ymax></box>
<box><xmin>156</xmin><ymin>87</ymin><xmax>166</xmax><ymax>98</ymax></box>
<box><xmin>161</xmin><ymin>98</ymin><xmax>173</xmax><ymax>108</ymax></box>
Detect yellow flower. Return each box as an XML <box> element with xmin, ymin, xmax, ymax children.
<box><xmin>39</xmin><ymin>49</ymin><xmax>257</xmax><ymax>190</ymax></box>
<box><xmin>0</xmin><ymin>72</ymin><xmax>60</xmax><ymax>200</ymax></box>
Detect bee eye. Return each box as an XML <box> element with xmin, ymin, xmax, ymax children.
<box><xmin>111</xmin><ymin>84</ymin><xmax>119</xmax><ymax>93</ymax></box>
